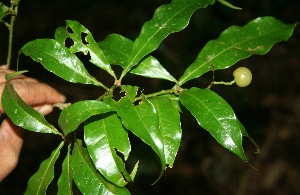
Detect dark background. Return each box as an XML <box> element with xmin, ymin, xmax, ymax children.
<box><xmin>0</xmin><ymin>0</ymin><xmax>299</xmax><ymax>194</ymax></box>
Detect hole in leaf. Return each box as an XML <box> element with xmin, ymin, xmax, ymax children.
<box><xmin>81</xmin><ymin>32</ymin><xmax>88</xmax><ymax>45</ymax></box>
<box><xmin>66</xmin><ymin>26</ymin><xmax>73</xmax><ymax>34</ymax></box>
<box><xmin>65</xmin><ymin>37</ymin><xmax>74</xmax><ymax>48</ymax></box>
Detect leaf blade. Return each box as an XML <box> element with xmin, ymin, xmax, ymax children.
<box><xmin>25</xmin><ymin>141</ymin><xmax>64</xmax><ymax>195</ymax></box>
<box><xmin>57</xmin><ymin>144</ymin><xmax>73</xmax><ymax>195</ymax></box>
<box><xmin>2</xmin><ymin>82</ymin><xmax>60</xmax><ymax>134</ymax></box>
<box><xmin>84</xmin><ymin>114</ymin><xmax>131</xmax><ymax>187</ymax></box>
<box><xmin>179</xmin><ymin>16</ymin><xmax>297</xmax><ymax>85</ymax></box>
<box><xmin>20</xmin><ymin>39</ymin><xmax>105</xmax><ymax>88</ymax></box>
<box><xmin>58</xmin><ymin>100</ymin><xmax>115</xmax><ymax>135</ymax></box>
<box><xmin>70</xmin><ymin>140</ymin><xmax>130</xmax><ymax>195</ymax></box>
<box><xmin>116</xmin><ymin>87</ymin><xmax>166</xmax><ymax>180</ymax></box>
<box><xmin>121</xmin><ymin>0</ymin><xmax>215</xmax><ymax>79</ymax></box>
<box><xmin>180</xmin><ymin>87</ymin><xmax>247</xmax><ymax>161</ymax></box>
<box><xmin>55</xmin><ymin>20</ymin><xmax>116</xmax><ymax>78</ymax></box>
<box><xmin>149</xmin><ymin>96</ymin><xmax>182</xmax><ymax>168</ymax></box>
<box><xmin>98</xmin><ymin>33</ymin><xmax>177</xmax><ymax>82</ymax></box>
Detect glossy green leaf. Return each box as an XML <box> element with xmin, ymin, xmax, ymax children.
<box><xmin>0</xmin><ymin>3</ymin><xmax>9</xmax><ymax>19</ymax></box>
<box><xmin>25</xmin><ymin>141</ymin><xmax>64</xmax><ymax>195</ymax></box>
<box><xmin>116</xmin><ymin>87</ymin><xmax>166</xmax><ymax>180</ymax></box>
<box><xmin>120</xmin><ymin>0</ymin><xmax>215</xmax><ymax>79</ymax></box>
<box><xmin>149</xmin><ymin>96</ymin><xmax>182</xmax><ymax>168</ymax></box>
<box><xmin>54</xmin><ymin>20</ymin><xmax>116</xmax><ymax>78</ymax></box>
<box><xmin>99</xmin><ymin>34</ymin><xmax>177</xmax><ymax>82</ymax></box>
<box><xmin>84</xmin><ymin>114</ymin><xmax>131</xmax><ymax>187</ymax></box>
<box><xmin>238</xmin><ymin>119</ymin><xmax>260</xmax><ymax>154</ymax></box>
<box><xmin>21</xmin><ymin>39</ymin><xmax>106</xmax><ymax>88</ymax></box>
<box><xmin>179</xmin><ymin>16</ymin><xmax>297</xmax><ymax>85</ymax></box>
<box><xmin>179</xmin><ymin>87</ymin><xmax>247</xmax><ymax>161</ymax></box>
<box><xmin>57</xmin><ymin>144</ymin><xmax>73</xmax><ymax>195</ymax></box>
<box><xmin>2</xmin><ymin>82</ymin><xmax>60</xmax><ymax>135</ymax></box>
<box><xmin>58</xmin><ymin>100</ymin><xmax>115</xmax><ymax>135</ymax></box>
<box><xmin>70</xmin><ymin>140</ymin><xmax>130</xmax><ymax>195</ymax></box>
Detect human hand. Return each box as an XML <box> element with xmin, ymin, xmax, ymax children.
<box><xmin>0</xmin><ymin>66</ymin><xmax>66</xmax><ymax>182</ymax></box>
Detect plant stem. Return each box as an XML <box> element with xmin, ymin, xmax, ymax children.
<box><xmin>134</xmin><ymin>88</ymin><xmax>176</xmax><ymax>102</ymax></box>
<box><xmin>207</xmin><ymin>80</ymin><xmax>236</xmax><ymax>89</ymax></box>
<box><xmin>6</xmin><ymin>4</ymin><xmax>18</xmax><ymax>68</ymax></box>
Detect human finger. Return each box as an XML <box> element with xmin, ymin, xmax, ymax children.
<box><xmin>0</xmin><ymin>118</ymin><xmax>24</xmax><ymax>182</ymax></box>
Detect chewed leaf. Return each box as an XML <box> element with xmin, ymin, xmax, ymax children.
<box><xmin>98</xmin><ymin>34</ymin><xmax>177</xmax><ymax>82</ymax></box>
<box><xmin>84</xmin><ymin>114</ymin><xmax>131</xmax><ymax>187</ymax></box>
<box><xmin>21</xmin><ymin>39</ymin><xmax>106</xmax><ymax>88</ymax></box>
<box><xmin>55</xmin><ymin>20</ymin><xmax>116</xmax><ymax>78</ymax></box>
<box><xmin>179</xmin><ymin>16</ymin><xmax>297</xmax><ymax>85</ymax></box>
<box><xmin>180</xmin><ymin>87</ymin><xmax>247</xmax><ymax>161</ymax></box>
<box><xmin>2</xmin><ymin>82</ymin><xmax>60</xmax><ymax>135</ymax></box>
<box><xmin>120</xmin><ymin>0</ymin><xmax>215</xmax><ymax>79</ymax></box>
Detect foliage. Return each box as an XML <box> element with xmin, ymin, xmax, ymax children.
<box><xmin>0</xmin><ymin>0</ymin><xmax>297</xmax><ymax>194</ymax></box>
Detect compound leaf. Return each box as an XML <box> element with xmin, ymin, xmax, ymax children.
<box><xmin>121</xmin><ymin>0</ymin><xmax>215</xmax><ymax>78</ymax></box>
<box><xmin>179</xmin><ymin>16</ymin><xmax>297</xmax><ymax>85</ymax></box>
<box><xmin>71</xmin><ymin>140</ymin><xmax>130</xmax><ymax>195</ymax></box>
<box><xmin>2</xmin><ymin>82</ymin><xmax>60</xmax><ymax>135</ymax></box>
<box><xmin>54</xmin><ymin>20</ymin><xmax>116</xmax><ymax>78</ymax></box>
<box><xmin>21</xmin><ymin>39</ymin><xmax>106</xmax><ymax>88</ymax></box>
<box><xmin>84</xmin><ymin>114</ymin><xmax>131</xmax><ymax>187</ymax></box>
<box><xmin>25</xmin><ymin>141</ymin><xmax>64</xmax><ymax>195</ymax></box>
<box><xmin>58</xmin><ymin>100</ymin><xmax>115</xmax><ymax>135</ymax></box>
<box><xmin>179</xmin><ymin>87</ymin><xmax>247</xmax><ymax>161</ymax></box>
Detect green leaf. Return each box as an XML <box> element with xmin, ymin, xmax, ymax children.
<box><xmin>57</xmin><ymin>144</ymin><xmax>73</xmax><ymax>195</ymax></box>
<box><xmin>120</xmin><ymin>0</ymin><xmax>215</xmax><ymax>79</ymax></box>
<box><xmin>20</xmin><ymin>39</ymin><xmax>106</xmax><ymax>88</ymax></box>
<box><xmin>2</xmin><ymin>82</ymin><xmax>60</xmax><ymax>135</ymax></box>
<box><xmin>238</xmin><ymin>119</ymin><xmax>260</xmax><ymax>154</ymax></box>
<box><xmin>58</xmin><ymin>100</ymin><xmax>115</xmax><ymax>135</ymax></box>
<box><xmin>98</xmin><ymin>34</ymin><xmax>131</xmax><ymax>67</ymax></box>
<box><xmin>179</xmin><ymin>16</ymin><xmax>297</xmax><ymax>85</ymax></box>
<box><xmin>0</xmin><ymin>3</ymin><xmax>9</xmax><ymax>19</ymax></box>
<box><xmin>70</xmin><ymin>140</ymin><xmax>130</xmax><ymax>195</ymax></box>
<box><xmin>217</xmin><ymin>0</ymin><xmax>242</xmax><ymax>10</ymax></box>
<box><xmin>129</xmin><ymin>161</ymin><xmax>139</xmax><ymax>181</ymax></box>
<box><xmin>116</xmin><ymin>87</ymin><xmax>166</xmax><ymax>181</ymax></box>
<box><xmin>179</xmin><ymin>87</ymin><xmax>247</xmax><ymax>161</ymax></box>
<box><xmin>84</xmin><ymin>114</ymin><xmax>131</xmax><ymax>187</ymax></box>
<box><xmin>98</xmin><ymin>34</ymin><xmax>177</xmax><ymax>82</ymax></box>
<box><xmin>25</xmin><ymin>141</ymin><xmax>64</xmax><ymax>195</ymax></box>
<box><xmin>5</xmin><ymin>70</ymin><xmax>29</xmax><ymax>81</ymax></box>
<box><xmin>131</xmin><ymin>56</ymin><xmax>177</xmax><ymax>82</ymax></box>
<box><xmin>149</xmin><ymin>96</ymin><xmax>182</xmax><ymax>168</ymax></box>
<box><xmin>54</xmin><ymin>20</ymin><xmax>116</xmax><ymax>78</ymax></box>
